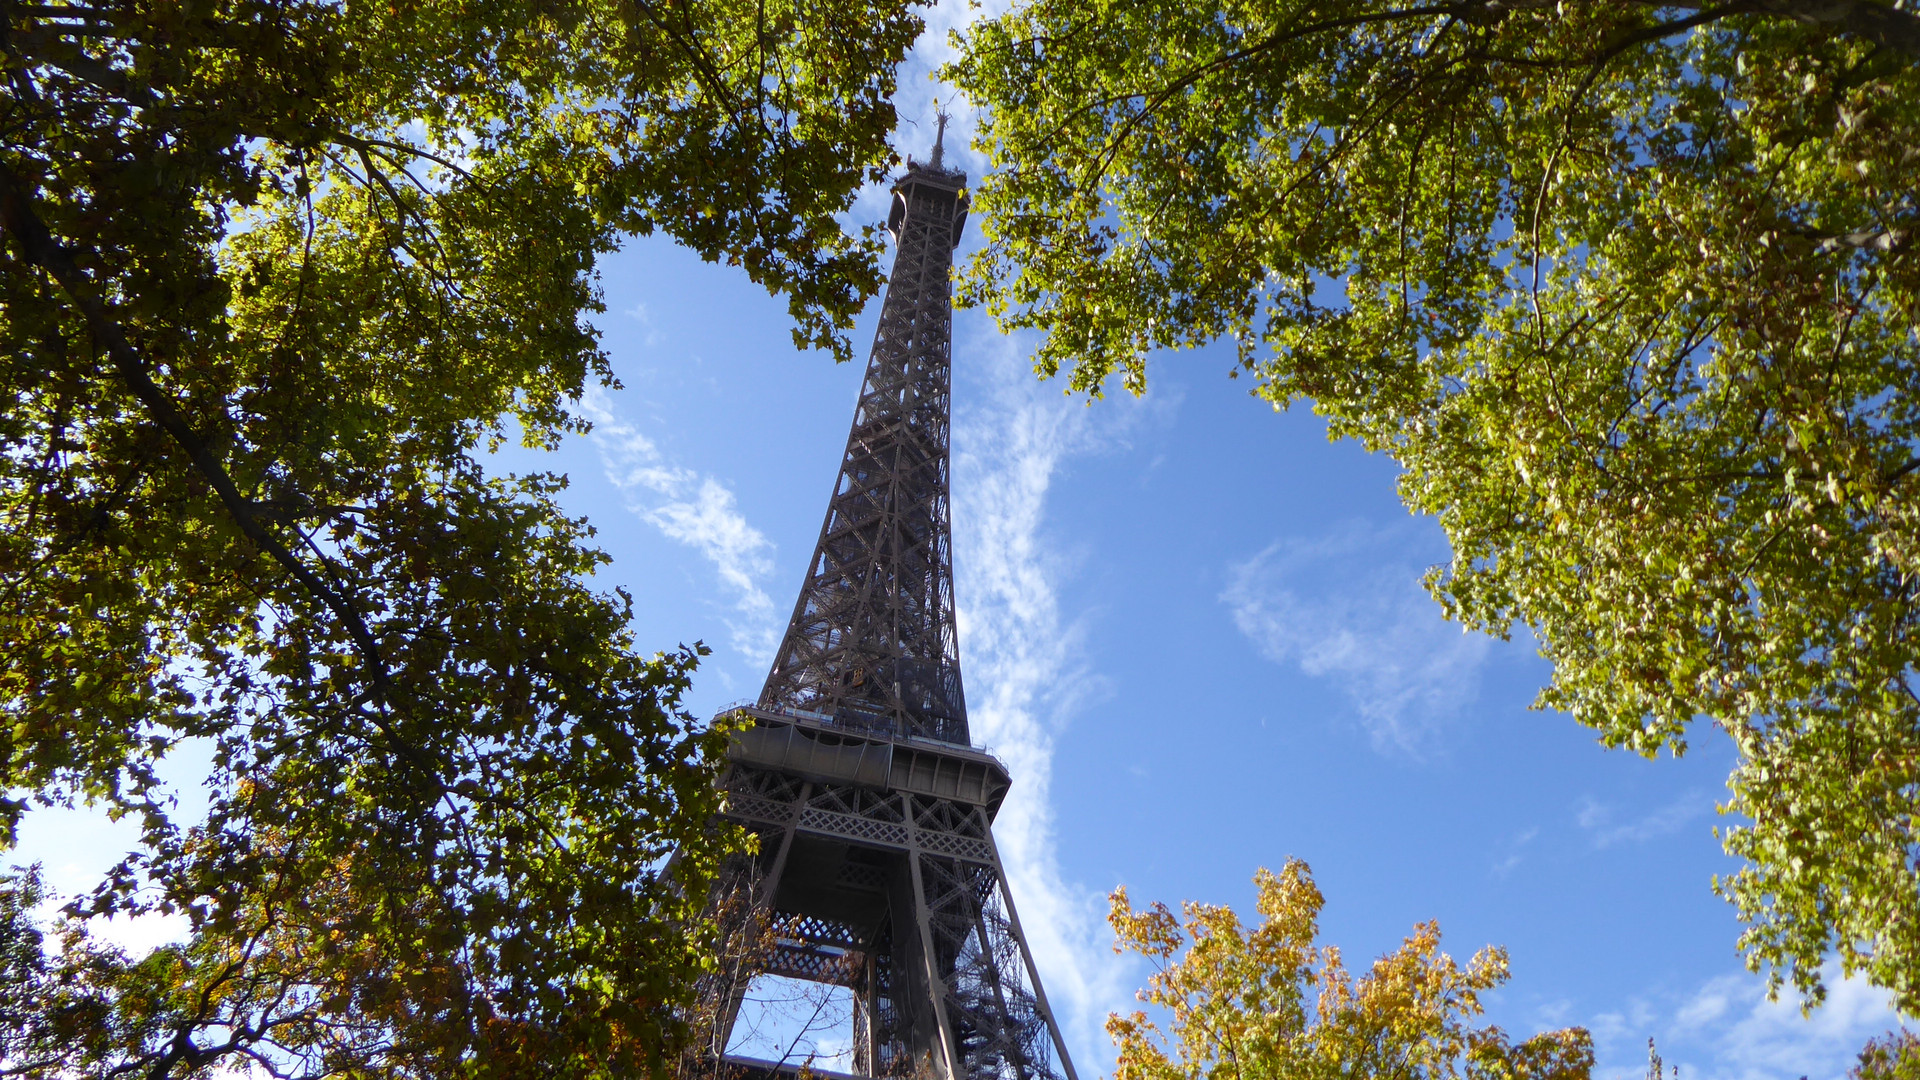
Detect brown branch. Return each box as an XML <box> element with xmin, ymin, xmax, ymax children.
<box><xmin>1584</xmin><ymin>4</ymin><xmax>1754</xmax><ymax>64</ymax></box>
<box><xmin>0</xmin><ymin>161</ymin><xmax>392</xmax><ymax>697</ymax></box>
<box><xmin>623</xmin><ymin>0</ymin><xmax>744</xmax><ymax>119</ymax></box>
<box><xmin>0</xmin><ymin>160</ymin><xmax>452</xmax><ymax>801</ymax></box>
<box><xmin>1644</xmin><ymin>0</ymin><xmax>1920</xmax><ymax>59</ymax></box>
<box><xmin>1806</xmin><ymin>226</ymin><xmax>1911</xmax><ymax>253</ymax></box>
<box><xmin>6</xmin><ymin>28</ymin><xmax>144</xmax><ymax>94</ymax></box>
<box><xmin>323</xmin><ymin>129</ymin><xmax>480</xmax><ymax>188</ymax></box>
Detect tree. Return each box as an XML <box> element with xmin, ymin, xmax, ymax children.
<box><xmin>1106</xmin><ymin>860</ymin><xmax>1592</xmax><ymax>1080</ymax></box>
<box><xmin>946</xmin><ymin>0</ymin><xmax>1920</xmax><ymax>1012</ymax></box>
<box><xmin>1853</xmin><ymin>1030</ymin><xmax>1920</xmax><ymax>1080</ymax></box>
<box><xmin>1</xmin><ymin>0</ymin><xmax>921</xmax><ymax>1071</ymax></box>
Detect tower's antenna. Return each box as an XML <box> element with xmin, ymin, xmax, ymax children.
<box><xmin>930</xmin><ymin>104</ymin><xmax>950</xmax><ymax>170</ymax></box>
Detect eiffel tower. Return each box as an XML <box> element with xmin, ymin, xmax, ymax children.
<box><xmin>708</xmin><ymin>118</ymin><xmax>1077</xmax><ymax>1080</ymax></box>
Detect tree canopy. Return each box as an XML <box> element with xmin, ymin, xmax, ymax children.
<box><xmin>947</xmin><ymin>0</ymin><xmax>1920</xmax><ymax>1011</ymax></box>
<box><xmin>1107</xmin><ymin>861</ymin><xmax>1593</xmax><ymax>1080</ymax></box>
<box><xmin>1852</xmin><ymin>1030</ymin><xmax>1920</xmax><ymax>1080</ymax></box>
<box><xmin>0</xmin><ymin>0</ymin><xmax>921</xmax><ymax>1072</ymax></box>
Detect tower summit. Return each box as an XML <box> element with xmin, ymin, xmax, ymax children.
<box><xmin>709</xmin><ymin>123</ymin><xmax>1077</xmax><ymax>1080</ymax></box>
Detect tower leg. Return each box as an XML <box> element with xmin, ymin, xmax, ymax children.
<box><xmin>908</xmin><ymin>849</ymin><xmax>962</xmax><ymax>1080</ymax></box>
<box><xmin>702</xmin><ymin>767</ymin><xmax>1072</xmax><ymax>1080</ymax></box>
<box><xmin>905</xmin><ymin>845</ymin><xmax>1072</xmax><ymax>1080</ymax></box>
<box><xmin>706</xmin><ymin>779</ymin><xmax>809</xmax><ymax>1058</ymax></box>
<box><xmin>989</xmin><ymin>843</ymin><xmax>1078</xmax><ymax>1080</ymax></box>
<box><xmin>853</xmin><ymin>946</ymin><xmax>876</xmax><ymax>1074</ymax></box>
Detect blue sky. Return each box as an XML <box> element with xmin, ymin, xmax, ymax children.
<box><xmin>513</xmin><ymin>225</ymin><xmax>1902</xmax><ymax>1080</ymax></box>
<box><xmin>10</xmin><ymin>5</ymin><xmax>1911</xmax><ymax>1078</ymax></box>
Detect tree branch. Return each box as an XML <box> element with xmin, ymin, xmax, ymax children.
<box><xmin>0</xmin><ymin>162</ymin><xmax>392</xmax><ymax>698</ymax></box>
<box><xmin>1647</xmin><ymin>0</ymin><xmax>1920</xmax><ymax>59</ymax></box>
<box><xmin>0</xmin><ymin>161</ymin><xmax>452</xmax><ymax>799</ymax></box>
<box><xmin>1805</xmin><ymin>226</ymin><xmax>1911</xmax><ymax>253</ymax></box>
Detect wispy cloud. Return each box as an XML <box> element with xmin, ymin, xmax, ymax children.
<box><xmin>952</xmin><ymin>332</ymin><xmax>1139</xmax><ymax>1073</ymax></box>
<box><xmin>1221</xmin><ymin>522</ymin><xmax>1490</xmax><ymax>754</ymax></box>
<box><xmin>577</xmin><ymin>386</ymin><xmax>780</xmax><ymax>661</ymax></box>
<box><xmin>1589</xmin><ymin>964</ymin><xmax>1906</xmax><ymax>1080</ymax></box>
<box><xmin>1576</xmin><ymin>791</ymin><xmax>1709</xmax><ymax>849</ymax></box>
<box><xmin>624</xmin><ymin>301</ymin><xmax>663</xmax><ymax>348</ymax></box>
<box><xmin>1492</xmin><ymin>825</ymin><xmax>1540</xmax><ymax>879</ymax></box>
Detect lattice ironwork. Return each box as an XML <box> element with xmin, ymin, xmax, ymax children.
<box><xmin>837</xmin><ymin>861</ymin><xmax>889</xmax><ymax>893</ymax></box>
<box><xmin>811</xmin><ymin>784</ymin><xmax>909</xmax><ymax>824</ymax></box>
<box><xmin>759</xmin><ymin>133</ymin><xmax>972</xmax><ymax>747</ymax></box>
<box><xmin>856</xmin><ymin>920</ymin><xmax>912</xmax><ymax>1077</ymax></box>
<box><xmin>915</xmin><ymin>829</ymin><xmax>993</xmax><ymax>864</ymax></box>
<box><xmin>707</xmin><ymin>119</ymin><xmax>1076</xmax><ymax>1080</ymax></box>
<box><xmin>911</xmin><ymin>795</ymin><xmax>988</xmax><ymax>838</ymax></box>
<box><xmin>782</xmin><ymin>914</ymin><xmax>869</xmax><ymax>950</ymax></box>
<box><xmin>767</xmin><ymin>941</ymin><xmax>867</xmax><ymax>988</ymax></box>
<box><xmin>728</xmin><ymin>794</ymin><xmax>798</xmax><ymax>829</ymax></box>
<box><xmin>918</xmin><ymin>858</ymin><xmax>1061</xmax><ymax>1080</ymax></box>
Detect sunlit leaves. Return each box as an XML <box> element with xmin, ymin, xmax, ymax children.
<box><xmin>1</xmin><ymin>0</ymin><xmax>921</xmax><ymax>1072</ymax></box>
<box><xmin>949</xmin><ymin>0</ymin><xmax>1920</xmax><ymax>1011</ymax></box>
<box><xmin>1107</xmin><ymin>861</ymin><xmax>1593</xmax><ymax>1080</ymax></box>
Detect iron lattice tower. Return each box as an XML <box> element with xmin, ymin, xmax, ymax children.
<box><xmin>709</xmin><ymin>123</ymin><xmax>1077</xmax><ymax>1080</ymax></box>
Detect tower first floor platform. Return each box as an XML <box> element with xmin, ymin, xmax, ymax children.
<box><xmin>711</xmin><ymin>705</ymin><xmax>1075</xmax><ymax>1080</ymax></box>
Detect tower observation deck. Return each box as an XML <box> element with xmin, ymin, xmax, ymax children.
<box><xmin>707</xmin><ymin>119</ymin><xmax>1078</xmax><ymax>1080</ymax></box>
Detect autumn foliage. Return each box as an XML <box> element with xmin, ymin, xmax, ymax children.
<box><xmin>1107</xmin><ymin>862</ymin><xmax>1592</xmax><ymax>1080</ymax></box>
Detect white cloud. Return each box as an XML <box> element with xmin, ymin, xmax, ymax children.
<box><xmin>10</xmin><ymin>738</ymin><xmax>220</xmax><ymax>959</ymax></box>
<box><xmin>1676</xmin><ymin>983</ymin><xmax>1733</xmax><ymax>1030</ymax></box>
<box><xmin>1492</xmin><ymin>825</ymin><xmax>1540</xmax><ymax>879</ymax></box>
<box><xmin>1576</xmin><ymin>791</ymin><xmax>1710</xmax><ymax>849</ymax></box>
<box><xmin>1221</xmin><ymin>523</ymin><xmax>1490</xmax><ymax>754</ymax></box>
<box><xmin>648</xmin><ymin>478</ymin><xmax>775</xmax><ymax>606</ymax></box>
<box><xmin>952</xmin><ymin>332</ymin><xmax>1139</xmax><ymax>1074</ymax></box>
<box><xmin>1590</xmin><ymin>964</ymin><xmax>1908</xmax><ymax>1080</ymax></box>
<box><xmin>1707</xmin><ymin>971</ymin><xmax>1905</xmax><ymax>1080</ymax></box>
<box><xmin>19</xmin><ymin>810</ymin><xmax>192</xmax><ymax>957</ymax></box>
<box><xmin>624</xmin><ymin>301</ymin><xmax>663</xmax><ymax>347</ymax></box>
<box><xmin>577</xmin><ymin>386</ymin><xmax>780</xmax><ymax>661</ymax></box>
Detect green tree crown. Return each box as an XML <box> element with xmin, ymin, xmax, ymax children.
<box><xmin>948</xmin><ymin>0</ymin><xmax>1920</xmax><ymax>1012</ymax></box>
<box><xmin>1</xmin><ymin>0</ymin><xmax>922</xmax><ymax>1071</ymax></box>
